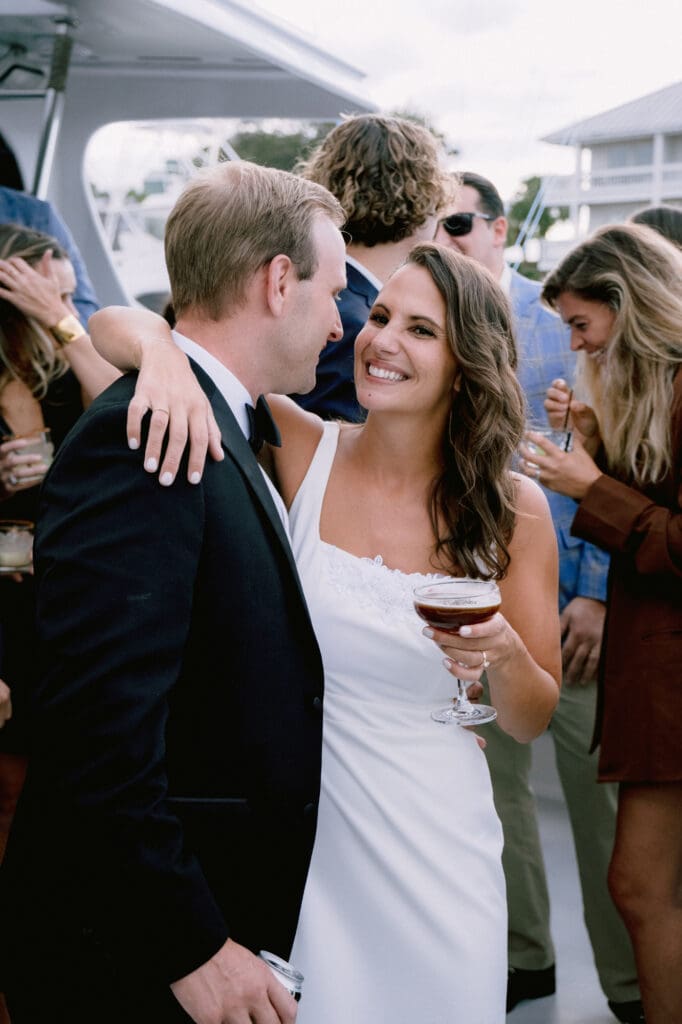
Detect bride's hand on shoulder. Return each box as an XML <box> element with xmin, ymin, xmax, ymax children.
<box><xmin>128</xmin><ymin>338</ymin><xmax>223</xmax><ymax>487</ymax></box>
<box><xmin>89</xmin><ymin>305</ymin><xmax>224</xmax><ymax>486</ymax></box>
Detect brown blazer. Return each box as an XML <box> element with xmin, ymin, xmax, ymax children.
<box><xmin>572</xmin><ymin>367</ymin><xmax>682</xmax><ymax>782</ymax></box>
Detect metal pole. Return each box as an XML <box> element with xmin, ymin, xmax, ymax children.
<box><xmin>31</xmin><ymin>16</ymin><xmax>78</xmax><ymax>198</ymax></box>
<box><xmin>511</xmin><ymin>181</ymin><xmax>546</xmax><ymax>271</ymax></box>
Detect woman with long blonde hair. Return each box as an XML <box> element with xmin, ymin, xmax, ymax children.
<box><xmin>519</xmin><ymin>223</ymin><xmax>682</xmax><ymax>1024</ymax></box>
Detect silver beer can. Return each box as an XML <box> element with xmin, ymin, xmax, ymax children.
<box><xmin>259</xmin><ymin>949</ymin><xmax>304</xmax><ymax>1002</ymax></box>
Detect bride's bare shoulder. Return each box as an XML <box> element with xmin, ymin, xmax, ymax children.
<box><xmin>266</xmin><ymin>395</ymin><xmax>324</xmax><ymax>506</ymax></box>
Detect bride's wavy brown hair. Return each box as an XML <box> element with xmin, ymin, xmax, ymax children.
<box><xmin>407</xmin><ymin>244</ymin><xmax>525</xmax><ymax>579</ymax></box>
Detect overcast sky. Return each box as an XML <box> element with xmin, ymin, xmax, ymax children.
<box><xmin>255</xmin><ymin>0</ymin><xmax>682</xmax><ymax>200</ymax></box>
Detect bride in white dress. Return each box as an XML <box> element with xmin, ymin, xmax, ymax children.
<box><xmin>285</xmin><ymin>417</ymin><xmax>510</xmax><ymax>1022</ymax></box>
<box><xmin>93</xmin><ymin>243</ymin><xmax>561</xmax><ymax>1022</ymax></box>
<box><xmin>266</xmin><ymin>246</ymin><xmax>560</xmax><ymax>1023</ymax></box>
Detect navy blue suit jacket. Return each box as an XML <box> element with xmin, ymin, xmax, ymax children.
<box><xmin>291</xmin><ymin>260</ymin><xmax>378</xmax><ymax>421</ymax></box>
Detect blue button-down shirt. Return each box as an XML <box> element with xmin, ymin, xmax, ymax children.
<box><xmin>0</xmin><ymin>186</ymin><xmax>99</xmax><ymax>326</ymax></box>
<box><xmin>509</xmin><ymin>267</ymin><xmax>608</xmax><ymax>611</ymax></box>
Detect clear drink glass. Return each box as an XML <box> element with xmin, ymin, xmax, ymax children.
<box><xmin>524</xmin><ymin>424</ymin><xmax>573</xmax><ymax>456</ymax></box>
<box><xmin>0</xmin><ymin>520</ymin><xmax>34</xmax><ymax>571</ymax></box>
<box><xmin>414</xmin><ymin>578</ymin><xmax>501</xmax><ymax>725</ymax></box>
<box><xmin>2</xmin><ymin>428</ymin><xmax>54</xmax><ymax>485</ymax></box>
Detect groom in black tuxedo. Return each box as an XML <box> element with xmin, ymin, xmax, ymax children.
<box><xmin>0</xmin><ymin>162</ymin><xmax>346</xmax><ymax>1023</ymax></box>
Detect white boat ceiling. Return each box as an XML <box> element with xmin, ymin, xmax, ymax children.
<box><xmin>0</xmin><ymin>0</ymin><xmax>374</xmax><ymax>302</ymax></box>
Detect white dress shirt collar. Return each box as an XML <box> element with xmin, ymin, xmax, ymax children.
<box><xmin>171</xmin><ymin>330</ymin><xmax>291</xmax><ymax>536</ymax></box>
<box><xmin>499</xmin><ymin>262</ymin><xmax>512</xmax><ymax>297</ymax></box>
<box><xmin>173</xmin><ymin>330</ymin><xmax>253</xmax><ymax>439</ymax></box>
<box><xmin>345</xmin><ymin>253</ymin><xmax>383</xmax><ymax>294</ymax></box>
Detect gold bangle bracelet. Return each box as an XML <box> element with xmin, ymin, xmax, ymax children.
<box><xmin>50</xmin><ymin>313</ymin><xmax>87</xmax><ymax>346</ymax></box>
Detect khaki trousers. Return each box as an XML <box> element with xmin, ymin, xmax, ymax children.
<box><xmin>482</xmin><ymin>677</ymin><xmax>640</xmax><ymax>1003</ymax></box>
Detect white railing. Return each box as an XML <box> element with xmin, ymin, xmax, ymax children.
<box><xmin>541</xmin><ymin>175</ymin><xmax>578</xmax><ymax>204</ymax></box>
<box><xmin>542</xmin><ymin>162</ymin><xmax>682</xmax><ymax>205</ymax></box>
<box><xmin>538</xmin><ymin>238</ymin><xmax>577</xmax><ymax>272</ymax></box>
<box><xmin>662</xmin><ymin>164</ymin><xmax>682</xmax><ymax>190</ymax></box>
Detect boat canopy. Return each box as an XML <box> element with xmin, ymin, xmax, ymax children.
<box><xmin>0</xmin><ymin>0</ymin><xmax>374</xmax><ymax>302</ymax></box>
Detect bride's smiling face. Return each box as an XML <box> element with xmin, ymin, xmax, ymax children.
<box><xmin>354</xmin><ymin>263</ymin><xmax>457</xmax><ymax>416</ymax></box>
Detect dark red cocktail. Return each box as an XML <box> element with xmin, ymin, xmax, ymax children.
<box><xmin>413</xmin><ymin>579</ymin><xmax>501</xmax><ymax>725</ymax></box>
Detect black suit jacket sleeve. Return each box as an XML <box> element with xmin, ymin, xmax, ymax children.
<box><xmin>33</xmin><ymin>385</ymin><xmax>228</xmax><ymax>984</ymax></box>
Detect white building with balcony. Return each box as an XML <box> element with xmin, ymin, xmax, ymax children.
<box><xmin>538</xmin><ymin>80</ymin><xmax>682</xmax><ymax>268</ymax></box>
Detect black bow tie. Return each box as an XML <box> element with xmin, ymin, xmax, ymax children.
<box><xmin>245</xmin><ymin>395</ymin><xmax>281</xmax><ymax>455</ymax></box>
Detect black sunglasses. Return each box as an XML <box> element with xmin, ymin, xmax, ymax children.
<box><xmin>438</xmin><ymin>211</ymin><xmax>494</xmax><ymax>237</ymax></box>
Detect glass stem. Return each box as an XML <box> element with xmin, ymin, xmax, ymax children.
<box><xmin>454</xmin><ymin>677</ymin><xmax>473</xmax><ymax>713</ymax></box>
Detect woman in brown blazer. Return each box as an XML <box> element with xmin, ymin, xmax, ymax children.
<box><xmin>519</xmin><ymin>223</ymin><xmax>682</xmax><ymax>1024</ymax></box>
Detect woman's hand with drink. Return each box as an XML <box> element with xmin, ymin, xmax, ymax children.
<box><xmin>0</xmin><ymin>438</ymin><xmax>49</xmax><ymax>498</ymax></box>
<box><xmin>544</xmin><ymin>378</ymin><xmax>600</xmax><ymax>455</ymax></box>
<box><xmin>423</xmin><ymin>611</ymin><xmax>524</xmax><ymax>686</ymax></box>
<box><xmin>519</xmin><ymin>432</ymin><xmax>602</xmax><ymax>501</ymax></box>
<box><xmin>421</xmin><ymin>475</ymin><xmax>561</xmax><ymax>743</ymax></box>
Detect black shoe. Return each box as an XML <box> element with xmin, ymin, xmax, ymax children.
<box><xmin>608</xmin><ymin>999</ymin><xmax>646</xmax><ymax>1023</ymax></box>
<box><xmin>506</xmin><ymin>964</ymin><xmax>556</xmax><ymax>1011</ymax></box>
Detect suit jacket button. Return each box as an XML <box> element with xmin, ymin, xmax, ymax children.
<box><xmin>303</xmin><ymin>802</ymin><xmax>316</xmax><ymax>817</ymax></box>
<box><xmin>312</xmin><ymin>696</ymin><xmax>322</xmax><ymax>713</ymax></box>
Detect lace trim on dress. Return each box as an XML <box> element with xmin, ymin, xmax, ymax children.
<box><xmin>322</xmin><ymin>542</ymin><xmax>447</xmax><ymax>625</ymax></box>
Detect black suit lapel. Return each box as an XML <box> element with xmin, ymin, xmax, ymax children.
<box><xmin>189</xmin><ymin>360</ymin><xmax>306</xmax><ymax>601</ymax></box>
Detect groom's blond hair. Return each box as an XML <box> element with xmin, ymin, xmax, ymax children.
<box><xmin>165</xmin><ymin>160</ymin><xmax>344</xmax><ymax>320</ymax></box>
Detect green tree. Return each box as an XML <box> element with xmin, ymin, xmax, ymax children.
<box><xmin>226</xmin><ymin>122</ymin><xmax>335</xmax><ymax>171</ymax></box>
<box><xmin>507</xmin><ymin>175</ymin><xmax>568</xmax><ymax>244</ymax></box>
<box><xmin>507</xmin><ymin>175</ymin><xmax>569</xmax><ymax>277</ymax></box>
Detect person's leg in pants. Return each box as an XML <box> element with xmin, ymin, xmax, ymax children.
<box><xmin>552</xmin><ymin>680</ymin><xmax>639</xmax><ymax>1004</ymax></box>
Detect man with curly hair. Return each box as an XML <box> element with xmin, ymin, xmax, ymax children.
<box><xmin>291</xmin><ymin>114</ymin><xmax>453</xmax><ymax>420</ymax></box>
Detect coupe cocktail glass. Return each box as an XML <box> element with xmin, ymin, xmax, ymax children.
<box><xmin>414</xmin><ymin>578</ymin><xmax>501</xmax><ymax>725</ymax></box>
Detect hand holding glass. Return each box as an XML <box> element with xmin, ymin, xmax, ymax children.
<box><xmin>524</xmin><ymin>425</ymin><xmax>573</xmax><ymax>456</ymax></box>
<box><xmin>1</xmin><ymin>428</ymin><xmax>54</xmax><ymax>486</ymax></box>
<box><xmin>414</xmin><ymin>578</ymin><xmax>501</xmax><ymax>725</ymax></box>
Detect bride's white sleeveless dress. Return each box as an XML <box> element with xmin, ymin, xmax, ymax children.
<box><xmin>288</xmin><ymin>422</ymin><xmax>507</xmax><ymax>1023</ymax></box>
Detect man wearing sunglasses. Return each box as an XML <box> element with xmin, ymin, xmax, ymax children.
<box><xmin>436</xmin><ymin>173</ymin><xmax>643</xmax><ymax>1024</ymax></box>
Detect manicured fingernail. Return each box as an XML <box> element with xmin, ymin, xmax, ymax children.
<box><xmin>459</xmin><ymin>625</ymin><xmax>472</xmax><ymax>636</ymax></box>
<box><xmin>189</xmin><ymin>472</ymin><xmax>201</xmax><ymax>485</ymax></box>
<box><xmin>128</xmin><ymin>437</ymin><xmax>139</xmax><ymax>450</ymax></box>
<box><xmin>422</xmin><ymin>627</ymin><xmax>434</xmax><ymax>639</ymax></box>
<box><xmin>442</xmin><ymin>657</ymin><xmax>453</xmax><ymax>670</ymax></box>
<box><xmin>145</xmin><ymin>457</ymin><xmax>158</xmax><ymax>472</ymax></box>
<box><xmin>160</xmin><ymin>472</ymin><xmax>173</xmax><ymax>486</ymax></box>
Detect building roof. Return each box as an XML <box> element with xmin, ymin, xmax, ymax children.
<box><xmin>543</xmin><ymin>80</ymin><xmax>682</xmax><ymax>146</ymax></box>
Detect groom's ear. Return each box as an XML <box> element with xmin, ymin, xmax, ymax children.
<box><xmin>264</xmin><ymin>254</ymin><xmax>295</xmax><ymax>318</ymax></box>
